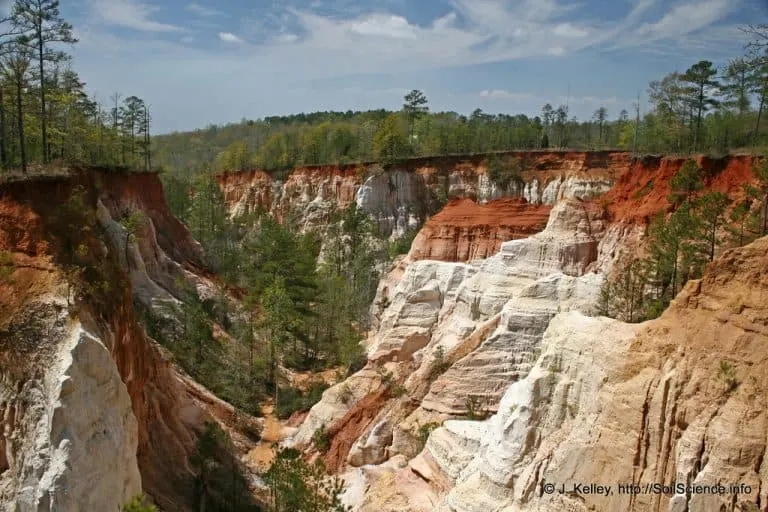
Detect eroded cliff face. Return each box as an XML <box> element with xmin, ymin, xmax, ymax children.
<box><xmin>289</xmin><ymin>198</ymin><xmax>608</xmax><ymax>474</ymax></box>
<box><xmin>282</xmin><ymin>153</ymin><xmax>764</xmax><ymax>512</ymax></box>
<box><xmin>365</xmin><ymin>236</ymin><xmax>768</xmax><ymax>512</ymax></box>
<box><xmin>0</xmin><ymin>171</ymin><xmax>238</xmax><ymax>511</ymax></box>
<box><xmin>408</xmin><ymin>198</ymin><xmax>552</xmax><ymax>262</ymax></box>
<box><xmin>217</xmin><ymin>151</ymin><xmax>630</xmax><ymax>236</ymax></box>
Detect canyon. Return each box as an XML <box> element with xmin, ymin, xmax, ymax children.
<box><xmin>0</xmin><ymin>150</ymin><xmax>764</xmax><ymax>511</ymax></box>
<box><xmin>219</xmin><ymin>151</ymin><xmax>763</xmax><ymax>512</ymax></box>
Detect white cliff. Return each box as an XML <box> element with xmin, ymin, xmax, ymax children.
<box><xmin>0</xmin><ymin>305</ymin><xmax>142</xmax><ymax>512</ymax></box>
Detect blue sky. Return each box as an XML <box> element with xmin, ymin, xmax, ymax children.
<box><xmin>53</xmin><ymin>0</ymin><xmax>763</xmax><ymax>134</ymax></box>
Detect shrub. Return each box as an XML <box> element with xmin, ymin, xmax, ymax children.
<box><xmin>338</xmin><ymin>383</ymin><xmax>354</xmax><ymax>405</ymax></box>
<box><xmin>632</xmin><ymin>179</ymin><xmax>654</xmax><ymax>200</ymax></box>
<box><xmin>417</xmin><ymin>422</ymin><xmax>440</xmax><ymax>446</ymax></box>
<box><xmin>717</xmin><ymin>361</ymin><xmax>739</xmax><ymax>394</ymax></box>
<box><xmin>122</xmin><ymin>495</ymin><xmax>158</xmax><ymax>512</ymax></box>
<box><xmin>464</xmin><ymin>395</ymin><xmax>492</xmax><ymax>421</ymax></box>
<box><xmin>276</xmin><ymin>382</ymin><xmax>329</xmax><ymax>420</ymax></box>
<box><xmin>0</xmin><ymin>251</ymin><xmax>14</xmax><ymax>282</ymax></box>
<box><xmin>428</xmin><ymin>345</ymin><xmax>450</xmax><ymax>381</ymax></box>
<box><xmin>388</xmin><ymin>229</ymin><xmax>419</xmax><ymax>258</ymax></box>
<box><xmin>486</xmin><ymin>155</ymin><xmax>523</xmax><ymax>190</ymax></box>
<box><xmin>265</xmin><ymin>448</ymin><xmax>348</xmax><ymax>512</ymax></box>
<box><xmin>312</xmin><ymin>424</ymin><xmax>331</xmax><ymax>453</ymax></box>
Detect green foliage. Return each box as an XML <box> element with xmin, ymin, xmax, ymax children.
<box><xmin>337</xmin><ymin>383</ymin><xmax>353</xmax><ymax>405</ymax></box>
<box><xmin>603</xmin><ymin>172</ymin><xmax>739</xmax><ymax>323</ymax></box>
<box><xmin>311</xmin><ymin>425</ymin><xmax>331</xmax><ymax>453</ymax></box>
<box><xmin>632</xmin><ymin>179</ymin><xmax>654</xmax><ymax>200</ymax></box>
<box><xmin>265</xmin><ymin>448</ymin><xmax>349</xmax><ymax>512</ymax></box>
<box><xmin>464</xmin><ymin>395</ymin><xmax>492</xmax><ymax>421</ymax></box>
<box><xmin>598</xmin><ymin>258</ymin><xmax>649</xmax><ymax>323</ymax></box>
<box><xmin>275</xmin><ymin>382</ymin><xmax>329</xmax><ymax>420</ymax></box>
<box><xmin>215</xmin><ymin>140</ymin><xmax>250</xmax><ymax>172</ymax></box>
<box><xmin>486</xmin><ymin>155</ymin><xmax>523</xmax><ymax>190</ymax></box>
<box><xmin>428</xmin><ymin>345</ymin><xmax>450</xmax><ymax>381</ymax></box>
<box><xmin>0</xmin><ymin>251</ymin><xmax>14</xmax><ymax>282</ymax></box>
<box><xmin>192</xmin><ymin>422</ymin><xmax>261</xmax><ymax>511</ymax></box>
<box><xmin>669</xmin><ymin>161</ymin><xmax>704</xmax><ymax>203</ymax></box>
<box><xmin>185</xmin><ymin>173</ymin><xmax>242</xmax><ymax>280</ymax></box>
<box><xmin>388</xmin><ymin>228</ymin><xmax>419</xmax><ymax>258</ymax></box>
<box><xmin>373</xmin><ymin>113</ymin><xmax>409</xmax><ymax>166</ymax></box>
<box><xmin>417</xmin><ymin>422</ymin><xmax>440</xmax><ymax>445</ymax></box>
<box><xmin>119</xmin><ymin>211</ymin><xmax>144</xmax><ymax>240</ymax></box>
<box><xmin>717</xmin><ymin>361</ymin><xmax>739</xmax><ymax>394</ymax></box>
<box><xmin>121</xmin><ymin>495</ymin><xmax>158</xmax><ymax>512</ymax></box>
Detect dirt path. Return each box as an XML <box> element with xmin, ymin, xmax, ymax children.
<box><xmin>246</xmin><ymin>403</ymin><xmax>285</xmax><ymax>472</ymax></box>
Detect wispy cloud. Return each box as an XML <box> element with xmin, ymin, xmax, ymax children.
<box><xmin>186</xmin><ymin>3</ymin><xmax>222</xmax><ymax>18</ymax></box>
<box><xmin>348</xmin><ymin>14</ymin><xmax>418</xmax><ymax>39</ymax></box>
<box><xmin>218</xmin><ymin>32</ymin><xmax>243</xmax><ymax>43</ymax></box>
<box><xmin>87</xmin><ymin>0</ymin><xmax>182</xmax><ymax>33</ymax></box>
<box><xmin>636</xmin><ymin>0</ymin><xmax>733</xmax><ymax>39</ymax></box>
<box><xmin>479</xmin><ymin>89</ymin><xmax>535</xmax><ymax>100</ymax></box>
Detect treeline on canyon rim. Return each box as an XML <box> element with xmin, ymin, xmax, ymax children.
<box><xmin>0</xmin><ymin>2</ymin><xmax>154</xmax><ymax>174</ymax></box>
<box><xmin>598</xmin><ymin>156</ymin><xmax>768</xmax><ymax>323</ymax></box>
<box><xmin>153</xmin><ymin>25</ymin><xmax>768</xmax><ymax>177</ymax></box>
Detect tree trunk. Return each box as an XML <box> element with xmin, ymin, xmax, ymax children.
<box><xmin>754</xmin><ymin>94</ymin><xmax>765</xmax><ymax>146</ymax></box>
<box><xmin>37</xmin><ymin>30</ymin><xmax>47</xmax><ymax>164</ymax></box>
<box><xmin>0</xmin><ymin>86</ymin><xmax>6</xmax><ymax>168</ymax></box>
<box><xmin>763</xmin><ymin>192</ymin><xmax>768</xmax><ymax>236</ymax></box>
<box><xmin>16</xmin><ymin>77</ymin><xmax>26</xmax><ymax>174</ymax></box>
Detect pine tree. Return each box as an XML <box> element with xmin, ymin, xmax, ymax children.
<box><xmin>261</xmin><ymin>277</ymin><xmax>293</xmax><ymax>407</ymax></box>
<box><xmin>694</xmin><ymin>192</ymin><xmax>729</xmax><ymax>261</ymax></box>
<box><xmin>669</xmin><ymin>160</ymin><xmax>704</xmax><ymax>204</ymax></box>
<box><xmin>681</xmin><ymin>61</ymin><xmax>720</xmax><ymax>151</ymax></box>
<box><xmin>12</xmin><ymin>0</ymin><xmax>77</xmax><ymax>163</ymax></box>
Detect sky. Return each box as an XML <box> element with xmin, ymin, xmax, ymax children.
<box><xmin>48</xmin><ymin>0</ymin><xmax>765</xmax><ymax>134</ymax></box>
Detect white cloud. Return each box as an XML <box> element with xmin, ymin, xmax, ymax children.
<box><xmin>548</xmin><ymin>46</ymin><xmax>565</xmax><ymax>56</ymax></box>
<box><xmin>186</xmin><ymin>3</ymin><xmax>222</xmax><ymax>17</ymax></box>
<box><xmin>636</xmin><ymin>0</ymin><xmax>733</xmax><ymax>39</ymax></box>
<box><xmin>219</xmin><ymin>32</ymin><xmax>243</xmax><ymax>43</ymax></box>
<box><xmin>552</xmin><ymin>23</ymin><xmax>588</xmax><ymax>38</ymax></box>
<box><xmin>349</xmin><ymin>14</ymin><xmax>417</xmax><ymax>39</ymax></box>
<box><xmin>88</xmin><ymin>0</ymin><xmax>182</xmax><ymax>32</ymax></box>
<box><xmin>273</xmin><ymin>33</ymin><xmax>299</xmax><ymax>44</ymax></box>
<box><xmin>479</xmin><ymin>89</ymin><xmax>534</xmax><ymax>100</ymax></box>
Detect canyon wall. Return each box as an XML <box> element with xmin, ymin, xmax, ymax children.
<box><xmin>217</xmin><ymin>151</ymin><xmax>630</xmax><ymax>237</ymax></box>
<box><xmin>280</xmin><ymin>153</ymin><xmax>764</xmax><ymax>511</ymax></box>
<box><xmin>0</xmin><ymin>170</ymin><xmax>245</xmax><ymax>511</ymax></box>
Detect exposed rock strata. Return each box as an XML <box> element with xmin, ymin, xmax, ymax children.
<box><xmin>358</xmin><ymin>236</ymin><xmax>768</xmax><ymax>512</ymax></box>
<box><xmin>217</xmin><ymin>151</ymin><xmax>631</xmax><ymax>236</ymax></box>
<box><xmin>290</xmin><ymin>199</ymin><xmax>607</xmax><ymax>472</ymax></box>
<box><xmin>0</xmin><ymin>170</ymin><xmax>243</xmax><ymax>511</ymax></box>
<box><xmin>408</xmin><ymin>198</ymin><xmax>552</xmax><ymax>262</ymax></box>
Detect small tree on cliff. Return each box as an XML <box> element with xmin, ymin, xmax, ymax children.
<box><xmin>694</xmin><ymin>191</ymin><xmax>730</xmax><ymax>261</ymax></box>
<box><xmin>265</xmin><ymin>448</ymin><xmax>348</xmax><ymax>512</ymax></box>
<box><xmin>119</xmin><ymin>210</ymin><xmax>144</xmax><ymax>267</ymax></box>
<box><xmin>669</xmin><ymin>160</ymin><xmax>703</xmax><ymax>204</ymax></box>
<box><xmin>122</xmin><ymin>495</ymin><xmax>158</xmax><ymax>512</ymax></box>
<box><xmin>260</xmin><ymin>277</ymin><xmax>293</xmax><ymax>408</ymax></box>
<box><xmin>597</xmin><ymin>257</ymin><xmax>649</xmax><ymax>323</ymax></box>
